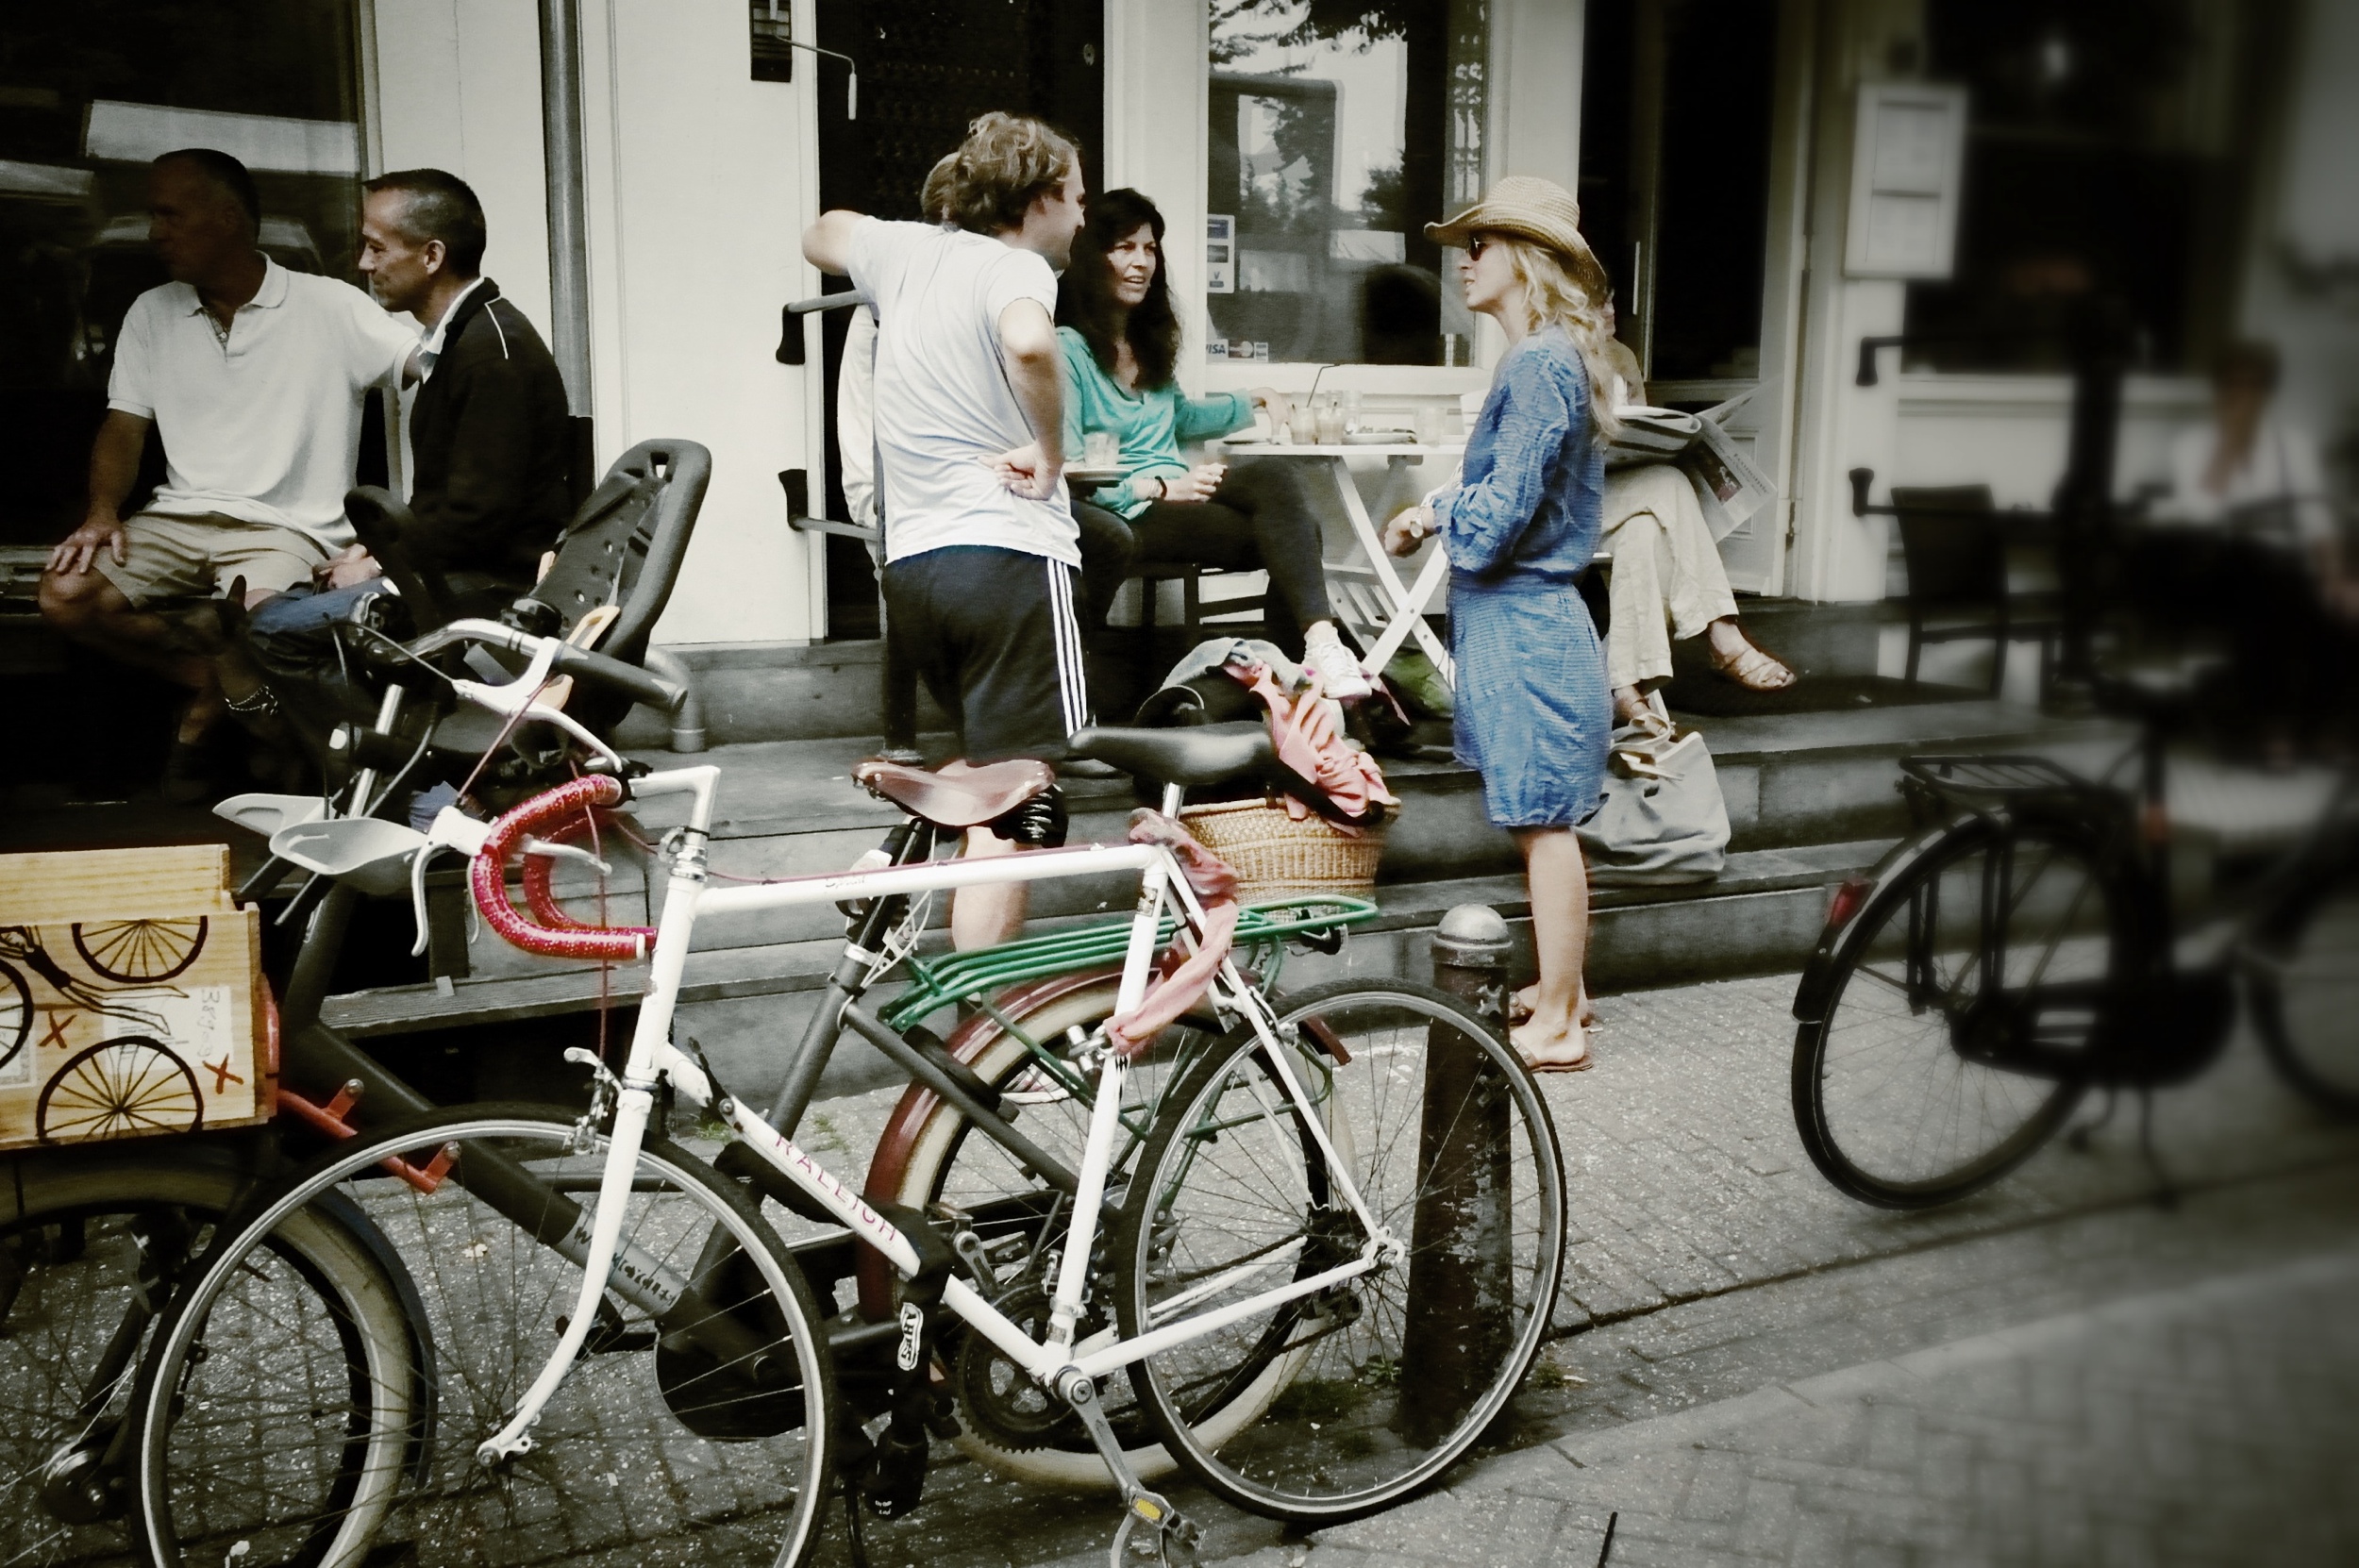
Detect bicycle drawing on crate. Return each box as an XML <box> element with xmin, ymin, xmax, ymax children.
<box><xmin>122</xmin><ymin>683</ymin><xmax>1569</xmax><ymax>1568</ymax></box>
<box><xmin>0</xmin><ymin>916</ymin><xmax>262</xmax><ymax>1144</ymax></box>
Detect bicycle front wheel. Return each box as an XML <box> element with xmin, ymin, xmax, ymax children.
<box><xmin>2251</xmin><ymin>848</ymin><xmax>2359</xmax><ymax>1116</ymax></box>
<box><xmin>1794</xmin><ymin>819</ymin><xmax>2105</xmax><ymax>1208</ymax></box>
<box><xmin>135</xmin><ymin>1104</ymin><xmax>834</xmax><ymax>1568</ymax></box>
<box><xmin>1117</xmin><ymin>979</ymin><xmax>1566</xmax><ymax>1525</ymax></box>
<box><xmin>0</xmin><ymin>1146</ymin><xmax>407</xmax><ymax>1568</ymax></box>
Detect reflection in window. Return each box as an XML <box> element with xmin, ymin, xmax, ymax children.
<box><xmin>1902</xmin><ymin>0</ymin><xmax>2278</xmax><ymax>374</ymax></box>
<box><xmin>1206</xmin><ymin>0</ymin><xmax>1487</xmax><ymax>366</ymax></box>
<box><xmin>0</xmin><ymin>2</ymin><xmax>363</xmax><ymax>547</ymax></box>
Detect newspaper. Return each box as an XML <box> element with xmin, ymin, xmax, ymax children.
<box><xmin>1604</xmin><ymin>389</ymin><xmax>1775</xmax><ymax>542</ymax></box>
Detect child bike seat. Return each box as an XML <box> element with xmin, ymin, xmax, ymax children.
<box><xmin>852</xmin><ymin>757</ymin><xmax>1054</xmax><ymax>828</ymax></box>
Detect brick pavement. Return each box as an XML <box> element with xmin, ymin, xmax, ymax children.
<box><xmin>1272</xmin><ymin>1243</ymin><xmax>2359</xmax><ymax>1568</ymax></box>
<box><xmin>799</xmin><ymin>970</ymin><xmax>2359</xmax><ymax>1568</ymax></box>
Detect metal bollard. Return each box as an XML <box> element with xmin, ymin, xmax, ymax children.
<box><xmin>1400</xmin><ymin>905</ymin><xmax>1516</xmax><ymax>1446</ymax></box>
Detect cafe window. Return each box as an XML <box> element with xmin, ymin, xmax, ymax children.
<box><xmin>1900</xmin><ymin>0</ymin><xmax>2283</xmax><ymax>375</ymax></box>
<box><xmin>0</xmin><ymin>1</ymin><xmax>366</xmax><ymax>550</ymax></box>
<box><xmin>1206</xmin><ymin>0</ymin><xmax>1488</xmax><ymax>366</ymax></box>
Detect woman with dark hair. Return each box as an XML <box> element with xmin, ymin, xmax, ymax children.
<box><xmin>1056</xmin><ymin>188</ymin><xmax>1371</xmax><ymax>698</ymax></box>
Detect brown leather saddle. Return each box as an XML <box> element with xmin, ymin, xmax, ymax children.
<box><xmin>851</xmin><ymin>757</ymin><xmax>1054</xmax><ymax>829</ymax></box>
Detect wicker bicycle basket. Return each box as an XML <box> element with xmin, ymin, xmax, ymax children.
<box><xmin>1179</xmin><ymin>796</ymin><xmax>1387</xmax><ymax>900</ymax></box>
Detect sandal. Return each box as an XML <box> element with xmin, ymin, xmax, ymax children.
<box><xmin>1508</xmin><ymin>985</ymin><xmax>1599</xmax><ymax>1031</ymax></box>
<box><xmin>1708</xmin><ymin>636</ymin><xmax>1796</xmax><ymax>692</ymax></box>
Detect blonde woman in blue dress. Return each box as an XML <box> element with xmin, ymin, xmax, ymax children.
<box><xmin>1384</xmin><ymin>177</ymin><xmax>1619</xmax><ymax>1072</ymax></box>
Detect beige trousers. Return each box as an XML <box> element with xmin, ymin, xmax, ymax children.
<box><xmin>1599</xmin><ymin>464</ymin><xmax>1739</xmax><ymax>689</ymax></box>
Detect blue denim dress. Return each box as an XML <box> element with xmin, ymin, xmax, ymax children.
<box><xmin>1434</xmin><ymin>327</ymin><xmax>1611</xmax><ymax>828</ymax></box>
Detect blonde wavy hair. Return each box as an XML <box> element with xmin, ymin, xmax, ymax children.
<box><xmin>932</xmin><ymin>112</ymin><xmax>1079</xmax><ymax>235</ymax></box>
<box><xmin>1494</xmin><ymin>237</ymin><xmax>1623</xmax><ymax>443</ymax></box>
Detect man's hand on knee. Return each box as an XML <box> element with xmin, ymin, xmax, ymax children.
<box><xmin>47</xmin><ymin>513</ymin><xmax>126</xmax><ymax>577</ymax></box>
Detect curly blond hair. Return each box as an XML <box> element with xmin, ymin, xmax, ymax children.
<box><xmin>1495</xmin><ymin>238</ymin><xmax>1623</xmax><ymax>442</ymax></box>
<box><xmin>934</xmin><ymin>112</ymin><xmax>1079</xmax><ymax>234</ymax></box>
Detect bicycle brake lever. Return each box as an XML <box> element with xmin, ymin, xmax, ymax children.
<box><xmin>410</xmin><ymin>807</ymin><xmax>497</xmax><ymax>959</ymax></box>
<box><xmin>521</xmin><ymin>835</ymin><xmax>613</xmax><ymax>875</ymax></box>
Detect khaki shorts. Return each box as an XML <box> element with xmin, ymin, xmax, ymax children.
<box><xmin>93</xmin><ymin>512</ymin><xmax>329</xmax><ymax>609</ymax></box>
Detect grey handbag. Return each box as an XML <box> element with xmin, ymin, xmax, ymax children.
<box><xmin>1575</xmin><ymin>727</ymin><xmax>1731</xmax><ymax>886</ymax></box>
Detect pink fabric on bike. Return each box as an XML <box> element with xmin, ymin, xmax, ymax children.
<box><xmin>1108</xmin><ymin>809</ymin><xmax>1241</xmax><ymax>1058</ymax></box>
<box><xmin>1234</xmin><ymin>660</ymin><xmax>1397</xmax><ymax>826</ymax></box>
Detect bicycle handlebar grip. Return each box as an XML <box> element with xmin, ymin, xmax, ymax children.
<box><xmin>471</xmin><ymin>775</ymin><xmax>656</xmax><ymax>961</ymax></box>
<box><xmin>547</xmin><ymin>645</ymin><xmax>686</xmax><ymax>713</ymax></box>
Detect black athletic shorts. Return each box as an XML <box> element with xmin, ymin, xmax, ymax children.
<box><xmin>881</xmin><ymin>544</ymin><xmax>1089</xmax><ymax>763</ymax></box>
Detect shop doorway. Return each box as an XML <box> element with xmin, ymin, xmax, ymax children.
<box><xmin>808</xmin><ymin>0</ymin><xmax>1103</xmax><ymax>640</ymax></box>
<box><xmin>1579</xmin><ymin>0</ymin><xmax>1797</xmax><ymax>593</ymax></box>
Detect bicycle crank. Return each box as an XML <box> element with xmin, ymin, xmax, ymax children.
<box><xmin>1060</xmin><ymin>1369</ymin><xmax>1199</xmax><ymax>1568</ymax></box>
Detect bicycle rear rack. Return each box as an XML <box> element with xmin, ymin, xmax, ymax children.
<box><xmin>1899</xmin><ymin>755</ymin><xmax>2090</xmax><ymax>821</ymax></box>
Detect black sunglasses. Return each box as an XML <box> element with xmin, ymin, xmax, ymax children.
<box><xmin>1466</xmin><ymin>234</ymin><xmax>1490</xmax><ymax>259</ymax></box>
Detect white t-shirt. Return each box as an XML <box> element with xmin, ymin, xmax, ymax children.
<box><xmin>108</xmin><ymin>258</ymin><xmax>419</xmax><ymax>548</ymax></box>
<box><xmin>845</xmin><ymin>218</ymin><xmax>1076</xmax><ymax>566</ymax></box>
<box><xmin>2162</xmin><ymin>417</ymin><xmax>2335</xmax><ymax>545</ymax></box>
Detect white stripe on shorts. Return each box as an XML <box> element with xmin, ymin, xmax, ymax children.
<box><xmin>1046</xmin><ymin>559</ymin><xmax>1089</xmax><ymax>735</ymax></box>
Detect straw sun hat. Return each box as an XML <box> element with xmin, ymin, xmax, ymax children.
<box><xmin>1425</xmin><ymin>175</ymin><xmax>1612</xmax><ymax>307</ymax></box>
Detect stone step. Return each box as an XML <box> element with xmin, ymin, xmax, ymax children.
<box><xmin>444</xmin><ymin>694</ymin><xmax>2117</xmax><ymax>988</ymax></box>
<box><xmin>323</xmin><ymin>836</ymin><xmax>1890</xmax><ymax>1107</ymax></box>
<box><xmin>610</xmin><ymin>598</ymin><xmax>1891</xmax><ymax>753</ymax></box>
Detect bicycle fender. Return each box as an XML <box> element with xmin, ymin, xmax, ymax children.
<box><xmin>307</xmin><ymin>1182</ymin><xmax>441</xmax><ymax>1487</ymax></box>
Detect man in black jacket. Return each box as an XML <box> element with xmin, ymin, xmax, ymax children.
<box><xmin>245</xmin><ymin>168</ymin><xmax>571</xmax><ymax>711</ymax></box>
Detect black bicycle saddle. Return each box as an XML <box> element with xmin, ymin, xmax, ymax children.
<box><xmin>1067</xmin><ymin>722</ymin><xmax>1273</xmax><ymax>786</ymax></box>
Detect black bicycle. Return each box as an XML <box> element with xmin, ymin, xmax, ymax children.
<box><xmin>1790</xmin><ymin>665</ymin><xmax>2359</xmax><ymax>1209</ymax></box>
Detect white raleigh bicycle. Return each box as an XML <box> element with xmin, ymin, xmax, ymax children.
<box><xmin>125</xmin><ymin>620</ymin><xmax>1567</xmax><ymax>1568</ymax></box>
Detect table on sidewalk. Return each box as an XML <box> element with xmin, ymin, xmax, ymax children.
<box><xmin>1219</xmin><ymin>438</ymin><xmax>1463</xmax><ymax>686</ymax></box>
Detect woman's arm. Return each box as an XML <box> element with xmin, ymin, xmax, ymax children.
<box><xmin>1173</xmin><ymin>387</ymin><xmax>1255</xmax><ymax>442</ymax></box>
<box><xmin>1434</xmin><ymin>349</ymin><xmax>1577</xmax><ymax>575</ymax></box>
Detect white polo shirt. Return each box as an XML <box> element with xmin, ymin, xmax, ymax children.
<box><xmin>107</xmin><ymin>258</ymin><xmax>419</xmax><ymax>549</ymax></box>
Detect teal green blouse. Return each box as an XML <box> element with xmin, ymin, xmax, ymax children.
<box><xmin>1057</xmin><ymin>325</ymin><xmax>1255</xmax><ymax>518</ymax></box>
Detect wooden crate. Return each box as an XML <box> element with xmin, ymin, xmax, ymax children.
<box><xmin>0</xmin><ymin>846</ymin><xmax>270</xmax><ymax>1149</ymax></box>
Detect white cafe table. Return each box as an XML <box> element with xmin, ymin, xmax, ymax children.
<box><xmin>1218</xmin><ymin>438</ymin><xmax>1463</xmax><ymax>687</ymax></box>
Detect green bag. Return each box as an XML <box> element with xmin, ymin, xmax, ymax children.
<box><xmin>1382</xmin><ymin>646</ymin><xmax>1454</xmax><ymax>720</ymax></box>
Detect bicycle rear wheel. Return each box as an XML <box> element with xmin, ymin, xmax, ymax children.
<box><xmin>1116</xmin><ymin>979</ymin><xmax>1565</xmax><ymax>1525</ymax></box>
<box><xmin>1794</xmin><ymin>819</ymin><xmax>2105</xmax><ymax>1208</ymax></box>
<box><xmin>135</xmin><ymin>1104</ymin><xmax>834</xmax><ymax>1568</ymax></box>
<box><xmin>866</xmin><ymin>973</ymin><xmax>1229</xmax><ymax>1486</ymax></box>
<box><xmin>0</xmin><ymin>1146</ymin><xmax>407</xmax><ymax>1568</ymax></box>
<box><xmin>2251</xmin><ymin>848</ymin><xmax>2359</xmax><ymax>1117</ymax></box>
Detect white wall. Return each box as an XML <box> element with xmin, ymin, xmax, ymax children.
<box><xmin>578</xmin><ymin>0</ymin><xmax>815</xmax><ymax>643</ymax></box>
<box><xmin>2239</xmin><ymin>0</ymin><xmax>2359</xmax><ymax>467</ymax></box>
<box><xmin>1104</xmin><ymin>0</ymin><xmax>1211</xmax><ymax>398</ymax></box>
<box><xmin>371</xmin><ymin>0</ymin><xmax>555</xmax><ymax>341</ymax></box>
<box><xmin>372</xmin><ymin>0</ymin><xmax>823</xmax><ymax>646</ymax></box>
<box><xmin>1892</xmin><ymin>375</ymin><xmax>2209</xmax><ymax>503</ymax></box>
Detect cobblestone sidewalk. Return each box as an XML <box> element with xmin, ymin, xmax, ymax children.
<box><xmin>1273</xmin><ymin>1245</ymin><xmax>2359</xmax><ymax>1568</ymax></box>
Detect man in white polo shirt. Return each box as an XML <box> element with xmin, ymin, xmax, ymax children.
<box><xmin>39</xmin><ymin>147</ymin><xmax>418</xmax><ymax>796</ymax></box>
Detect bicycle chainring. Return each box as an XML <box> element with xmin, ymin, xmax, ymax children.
<box><xmin>950</xmin><ymin>1283</ymin><xmax>1083</xmax><ymax>1451</ymax></box>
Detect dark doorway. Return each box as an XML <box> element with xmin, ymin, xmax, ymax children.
<box><xmin>1578</xmin><ymin>0</ymin><xmax>1776</xmax><ymax>385</ymax></box>
<box><xmin>807</xmin><ymin>0</ymin><xmax>1103</xmax><ymax>641</ymax></box>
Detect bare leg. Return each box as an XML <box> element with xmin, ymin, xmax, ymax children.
<box><xmin>39</xmin><ymin>568</ymin><xmax>221</xmax><ymax>742</ymax></box>
<box><xmin>949</xmin><ymin>826</ymin><xmax>1028</xmax><ymax>951</ymax></box>
<box><xmin>1509</xmin><ymin>826</ymin><xmax>1591</xmax><ymax>1067</ymax></box>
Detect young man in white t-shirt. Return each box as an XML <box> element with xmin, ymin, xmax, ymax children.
<box><xmin>804</xmin><ymin>111</ymin><xmax>1088</xmax><ymax>948</ymax></box>
<box><xmin>39</xmin><ymin>149</ymin><xmax>418</xmax><ymax>797</ymax></box>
